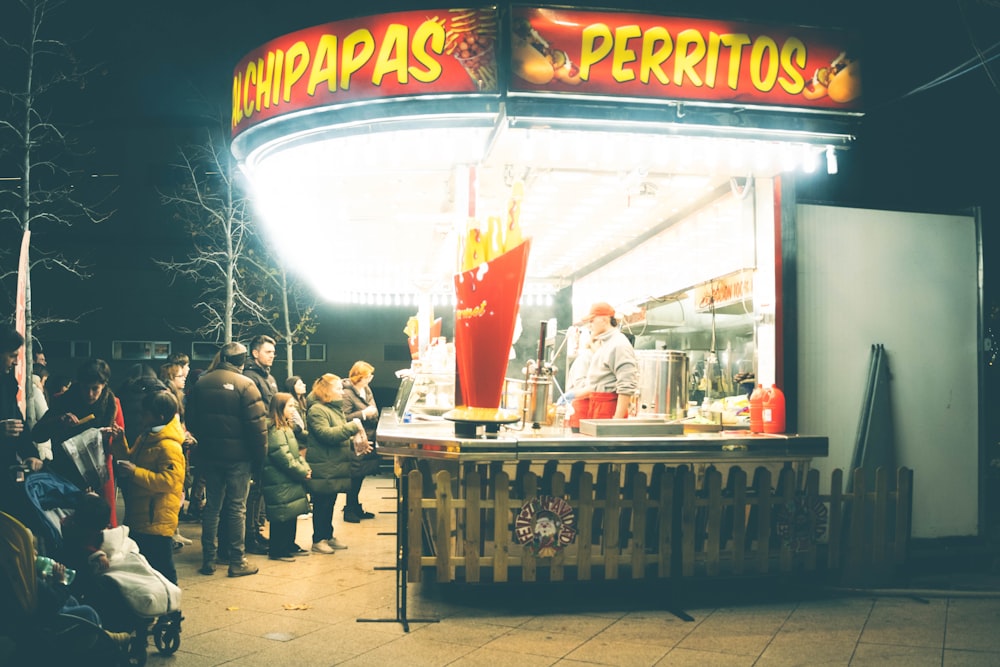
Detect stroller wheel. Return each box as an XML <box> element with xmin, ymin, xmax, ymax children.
<box><xmin>153</xmin><ymin>615</ymin><xmax>182</xmax><ymax>655</ymax></box>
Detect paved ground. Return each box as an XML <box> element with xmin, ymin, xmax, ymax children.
<box><xmin>143</xmin><ymin>473</ymin><xmax>1000</xmax><ymax>666</ymax></box>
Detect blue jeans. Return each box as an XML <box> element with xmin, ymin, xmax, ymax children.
<box><xmin>200</xmin><ymin>460</ymin><xmax>251</xmax><ymax>565</ymax></box>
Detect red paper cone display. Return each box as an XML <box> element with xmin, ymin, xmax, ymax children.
<box><xmin>452</xmin><ymin>238</ymin><xmax>531</xmax><ymax>420</ymax></box>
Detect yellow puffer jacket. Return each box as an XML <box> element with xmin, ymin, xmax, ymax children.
<box><xmin>117</xmin><ymin>414</ymin><xmax>186</xmax><ymax>537</ymax></box>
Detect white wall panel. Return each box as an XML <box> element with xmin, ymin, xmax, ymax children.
<box><xmin>797</xmin><ymin>204</ymin><xmax>978</xmax><ymax>538</ymax></box>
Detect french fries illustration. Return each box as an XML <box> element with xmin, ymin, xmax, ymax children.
<box><xmin>429</xmin><ymin>8</ymin><xmax>499</xmax><ymax>90</ymax></box>
<box><xmin>460</xmin><ymin>181</ymin><xmax>527</xmax><ymax>272</ymax></box>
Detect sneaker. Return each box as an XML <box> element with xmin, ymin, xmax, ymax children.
<box><xmin>173</xmin><ymin>530</ymin><xmax>193</xmax><ymax>545</ymax></box>
<box><xmin>311</xmin><ymin>541</ymin><xmax>335</xmax><ymax>554</ymax></box>
<box><xmin>199</xmin><ymin>562</ymin><xmax>216</xmax><ymax>575</ymax></box>
<box><xmin>358</xmin><ymin>507</ymin><xmax>376</xmax><ymax>520</ymax></box>
<box><xmin>343</xmin><ymin>510</ymin><xmax>362</xmax><ymax>524</ymax></box>
<box><xmin>290</xmin><ymin>545</ymin><xmax>311</xmax><ymax>557</ymax></box>
<box><xmin>228</xmin><ymin>559</ymin><xmax>259</xmax><ymax>577</ymax></box>
<box><xmin>268</xmin><ymin>554</ymin><xmax>295</xmax><ymax>562</ymax></box>
<box><xmin>326</xmin><ymin>537</ymin><xmax>348</xmax><ymax>550</ymax></box>
<box><xmin>246</xmin><ymin>541</ymin><xmax>269</xmax><ymax>555</ymax></box>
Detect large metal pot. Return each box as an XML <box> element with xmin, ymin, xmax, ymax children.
<box><xmin>636</xmin><ymin>350</ymin><xmax>689</xmax><ymax>420</ymax></box>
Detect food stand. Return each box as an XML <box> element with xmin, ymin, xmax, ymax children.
<box><xmin>231</xmin><ymin>3</ymin><xmax>911</xmax><ymax>624</ymax></box>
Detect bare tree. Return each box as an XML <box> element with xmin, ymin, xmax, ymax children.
<box><xmin>242</xmin><ymin>252</ymin><xmax>318</xmax><ymax>376</ymax></box>
<box><xmin>156</xmin><ymin>128</ymin><xmax>256</xmax><ymax>344</ymax></box>
<box><xmin>0</xmin><ymin>0</ymin><xmax>112</xmax><ymax>421</ymax></box>
<box><xmin>157</xmin><ymin>125</ymin><xmax>317</xmax><ymax>369</ymax></box>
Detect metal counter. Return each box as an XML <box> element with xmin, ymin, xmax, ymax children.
<box><xmin>376</xmin><ymin>412</ymin><xmax>828</xmax><ymax>463</ymax></box>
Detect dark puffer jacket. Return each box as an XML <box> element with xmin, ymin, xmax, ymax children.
<box><xmin>243</xmin><ymin>362</ymin><xmax>278</xmax><ymax>409</ymax></box>
<box><xmin>185</xmin><ymin>362</ymin><xmax>267</xmax><ymax>468</ymax></box>
<box><xmin>262</xmin><ymin>422</ymin><xmax>311</xmax><ymax>523</ymax></box>
<box><xmin>305</xmin><ymin>394</ymin><xmax>358</xmax><ymax>495</ymax></box>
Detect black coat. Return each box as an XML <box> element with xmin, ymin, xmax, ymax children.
<box><xmin>186</xmin><ymin>363</ymin><xmax>267</xmax><ymax>467</ymax></box>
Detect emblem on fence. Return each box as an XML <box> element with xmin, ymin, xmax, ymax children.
<box><xmin>513</xmin><ymin>495</ymin><xmax>577</xmax><ymax>557</ymax></box>
<box><xmin>774</xmin><ymin>496</ymin><xmax>829</xmax><ymax>552</ymax></box>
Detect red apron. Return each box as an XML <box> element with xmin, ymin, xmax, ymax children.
<box><xmin>569</xmin><ymin>396</ymin><xmax>589</xmax><ymax>430</ymax></box>
<box><xmin>587</xmin><ymin>392</ymin><xmax>619</xmax><ymax>420</ymax></box>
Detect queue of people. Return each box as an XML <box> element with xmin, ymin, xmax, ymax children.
<box><xmin>0</xmin><ymin>323</ymin><xmax>386</xmax><ymax>651</ymax></box>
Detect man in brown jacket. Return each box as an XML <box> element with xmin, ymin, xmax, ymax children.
<box><xmin>186</xmin><ymin>343</ymin><xmax>267</xmax><ymax>577</ymax></box>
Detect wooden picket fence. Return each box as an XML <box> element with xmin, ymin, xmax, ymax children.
<box><xmin>403</xmin><ymin>462</ymin><xmax>913</xmax><ymax>584</ymax></box>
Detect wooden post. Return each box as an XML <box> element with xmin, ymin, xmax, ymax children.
<box><xmin>492</xmin><ymin>470</ymin><xmax>511</xmax><ymax>583</ymax></box>
<box><xmin>828</xmin><ymin>469</ymin><xmax>843</xmax><ymax>570</ymax></box>
<box><xmin>657</xmin><ymin>469</ymin><xmax>673</xmax><ymax>578</ymax></box>
<box><xmin>407</xmin><ymin>469</ymin><xmax>423</xmax><ymax>582</ymax></box>
<box><xmin>848</xmin><ymin>468</ymin><xmax>866</xmax><ymax>571</ymax></box>
<box><xmin>630</xmin><ymin>471</ymin><xmax>648</xmax><ymax>578</ymax></box>
<box><xmin>435</xmin><ymin>470</ymin><xmax>453</xmax><ymax>582</ymax></box>
<box><xmin>522</xmin><ymin>472</ymin><xmax>538</xmax><ymax>582</ymax></box>
<box><xmin>778</xmin><ymin>467</ymin><xmax>795</xmax><ymax>572</ymax></box>
<box><xmin>804</xmin><ymin>469</ymin><xmax>820</xmax><ymax>571</ymax></box>
<box><xmin>754</xmin><ymin>468</ymin><xmax>772</xmax><ymax>574</ymax></box>
<box><xmin>731</xmin><ymin>467</ymin><xmax>747</xmax><ymax>575</ymax></box>
<box><xmin>681</xmin><ymin>467</ymin><xmax>696</xmax><ymax>577</ymax></box>
<box><xmin>576</xmin><ymin>471</ymin><xmax>594</xmax><ymax>580</ymax></box>
<box><xmin>465</xmin><ymin>470</ymin><xmax>481</xmax><ymax>583</ymax></box>
<box><xmin>551</xmin><ymin>472</ymin><xmax>567</xmax><ymax>581</ymax></box>
<box><xmin>604</xmin><ymin>466</ymin><xmax>622</xmax><ymax>580</ymax></box>
<box><xmin>705</xmin><ymin>468</ymin><xmax>722</xmax><ymax>576</ymax></box>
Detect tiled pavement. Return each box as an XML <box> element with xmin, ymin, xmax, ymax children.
<box><xmin>146</xmin><ymin>474</ymin><xmax>1000</xmax><ymax>666</ymax></box>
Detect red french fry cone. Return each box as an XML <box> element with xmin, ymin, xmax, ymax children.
<box><xmin>452</xmin><ymin>238</ymin><xmax>531</xmax><ymax>420</ymax></box>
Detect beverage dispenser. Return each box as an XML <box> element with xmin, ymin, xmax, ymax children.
<box><xmin>636</xmin><ymin>350</ymin><xmax>689</xmax><ymax>420</ymax></box>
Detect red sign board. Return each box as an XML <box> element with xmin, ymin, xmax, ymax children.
<box><xmin>232</xmin><ymin>7</ymin><xmax>861</xmax><ymax>137</ymax></box>
<box><xmin>509</xmin><ymin>7</ymin><xmax>860</xmax><ymax>111</ymax></box>
<box><xmin>232</xmin><ymin>8</ymin><xmax>500</xmax><ymax>135</ymax></box>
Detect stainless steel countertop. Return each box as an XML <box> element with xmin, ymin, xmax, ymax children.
<box><xmin>375</xmin><ymin>411</ymin><xmax>828</xmax><ymax>463</ymax></box>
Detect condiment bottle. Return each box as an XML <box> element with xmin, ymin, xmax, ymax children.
<box><xmin>749</xmin><ymin>384</ymin><xmax>764</xmax><ymax>433</ymax></box>
<box><xmin>762</xmin><ymin>384</ymin><xmax>786</xmax><ymax>434</ymax></box>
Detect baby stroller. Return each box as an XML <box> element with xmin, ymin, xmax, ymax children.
<box><xmin>0</xmin><ymin>510</ymin><xmax>131</xmax><ymax>666</ymax></box>
<box><xmin>22</xmin><ymin>471</ymin><xmax>184</xmax><ymax>666</ymax></box>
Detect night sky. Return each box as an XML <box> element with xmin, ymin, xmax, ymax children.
<box><xmin>51</xmin><ymin>1</ymin><xmax>1000</xmax><ymax>216</ymax></box>
<box><xmin>3</xmin><ymin>0</ymin><xmax>999</xmax><ymax>330</ymax></box>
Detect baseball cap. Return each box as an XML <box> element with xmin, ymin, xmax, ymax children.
<box><xmin>579</xmin><ymin>301</ymin><xmax>616</xmax><ymax>323</ymax></box>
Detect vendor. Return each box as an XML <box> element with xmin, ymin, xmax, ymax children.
<box><xmin>574</xmin><ymin>302</ymin><xmax>639</xmax><ymax>421</ymax></box>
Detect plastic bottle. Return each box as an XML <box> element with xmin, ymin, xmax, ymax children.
<box><xmin>762</xmin><ymin>384</ymin><xmax>786</xmax><ymax>434</ymax></box>
<box><xmin>35</xmin><ymin>555</ymin><xmax>76</xmax><ymax>586</ymax></box>
<box><xmin>749</xmin><ymin>384</ymin><xmax>764</xmax><ymax>433</ymax></box>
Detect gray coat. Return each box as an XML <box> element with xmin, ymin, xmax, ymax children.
<box><xmin>341</xmin><ymin>380</ymin><xmax>380</xmax><ymax>478</ymax></box>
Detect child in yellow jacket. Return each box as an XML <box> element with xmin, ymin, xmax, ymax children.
<box><xmin>111</xmin><ymin>391</ymin><xmax>185</xmax><ymax>585</ymax></box>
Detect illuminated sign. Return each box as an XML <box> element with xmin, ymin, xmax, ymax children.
<box><xmin>232</xmin><ymin>7</ymin><xmax>861</xmax><ymax>137</ymax></box>
<box><xmin>509</xmin><ymin>7</ymin><xmax>860</xmax><ymax>110</ymax></box>
<box><xmin>232</xmin><ymin>8</ymin><xmax>499</xmax><ymax>135</ymax></box>
<box><xmin>694</xmin><ymin>273</ymin><xmax>754</xmax><ymax>311</ymax></box>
